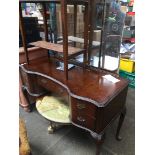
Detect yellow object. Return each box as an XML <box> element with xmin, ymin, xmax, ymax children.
<box><xmin>119</xmin><ymin>58</ymin><xmax>135</xmax><ymax>73</ymax></box>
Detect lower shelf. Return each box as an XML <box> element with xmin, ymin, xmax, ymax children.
<box><xmin>36</xmin><ymin>96</ymin><xmax>71</xmax><ymax>123</ymax></box>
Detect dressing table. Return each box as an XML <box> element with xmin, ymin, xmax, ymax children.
<box><xmin>19</xmin><ymin>0</ymin><xmax>129</xmax><ymax>154</ymax></box>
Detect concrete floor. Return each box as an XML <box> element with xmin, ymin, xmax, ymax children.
<box><xmin>19</xmin><ymin>88</ymin><xmax>135</xmax><ymax>155</ymax></box>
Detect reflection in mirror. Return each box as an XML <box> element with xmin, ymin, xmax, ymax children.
<box><xmin>89</xmin><ymin>0</ymin><xmax>126</xmax><ymax>72</ymax></box>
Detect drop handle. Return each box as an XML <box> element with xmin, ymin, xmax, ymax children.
<box><xmin>77</xmin><ymin>116</ymin><xmax>86</xmax><ymax>122</ymax></box>
<box><xmin>77</xmin><ymin>103</ymin><xmax>86</xmax><ymax>109</ymax></box>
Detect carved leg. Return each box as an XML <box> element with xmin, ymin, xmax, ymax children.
<box><xmin>19</xmin><ymin>75</ymin><xmax>31</xmax><ymax>112</ymax></box>
<box><xmin>116</xmin><ymin>107</ymin><xmax>126</xmax><ymax>141</ymax></box>
<box><xmin>96</xmin><ymin>139</ymin><xmax>102</xmax><ymax>155</ymax></box>
<box><xmin>22</xmin><ymin>87</ymin><xmax>32</xmax><ymax>112</ymax></box>
<box><xmin>90</xmin><ymin>132</ymin><xmax>105</xmax><ymax>155</ymax></box>
<box><xmin>19</xmin><ymin>84</ymin><xmax>31</xmax><ymax>112</ymax></box>
<box><xmin>22</xmin><ymin>105</ymin><xmax>31</xmax><ymax>113</ymax></box>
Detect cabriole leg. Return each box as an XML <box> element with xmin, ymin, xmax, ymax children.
<box><xmin>21</xmin><ymin>86</ymin><xmax>31</xmax><ymax>112</ymax></box>
<box><xmin>116</xmin><ymin>107</ymin><xmax>126</xmax><ymax>141</ymax></box>
<box><xmin>90</xmin><ymin>132</ymin><xmax>105</xmax><ymax>155</ymax></box>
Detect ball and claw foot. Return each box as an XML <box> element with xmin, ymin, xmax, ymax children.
<box><xmin>48</xmin><ymin>126</ymin><xmax>54</xmax><ymax>134</ymax></box>
<box><xmin>23</xmin><ymin>107</ymin><xmax>31</xmax><ymax>113</ymax></box>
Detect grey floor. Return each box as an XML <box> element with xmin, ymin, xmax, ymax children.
<box><xmin>19</xmin><ymin>88</ymin><xmax>135</xmax><ymax>155</ymax></box>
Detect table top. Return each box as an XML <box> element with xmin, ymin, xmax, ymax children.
<box><xmin>22</xmin><ymin>56</ymin><xmax>129</xmax><ymax>107</ymax></box>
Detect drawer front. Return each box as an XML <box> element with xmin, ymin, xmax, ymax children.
<box><xmin>20</xmin><ymin>69</ymin><xmax>36</xmax><ymax>93</ymax></box>
<box><xmin>37</xmin><ymin>76</ymin><xmax>69</xmax><ymax>101</ymax></box>
<box><xmin>20</xmin><ymin>69</ymin><xmax>46</xmax><ymax>95</ymax></box>
<box><xmin>71</xmin><ymin>97</ymin><xmax>97</xmax><ymax>118</ymax></box>
<box><xmin>71</xmin><ymin>110</ymin><xmax>96</xmax><ymax>131</ymax></box>
<box><xmin>20</xmin><ymin>69</ymin><xmax>29</xmax><ymax>87</ymax></box>
<box><xmin>95</xmin><ymin>86</ymin><xmax>128</xmax><ymax>133</ymax></box>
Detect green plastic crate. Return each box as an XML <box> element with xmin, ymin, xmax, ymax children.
<box><xmin>119</xmin><ymin>70</ymin><xmax>135</xmax><ymax>88</ymax></box>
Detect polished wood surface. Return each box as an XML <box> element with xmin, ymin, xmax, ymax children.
<box><xmin>22</xmin><ymin>56</ymin><xmax>128</xmax><ymax>106</ymax></box>
<box><xmin>74</xmin><ymin>4</ymin><xmax>77</xmax><ymax>43</ymax></box>
<box><xmin>42</xmin><ymin>3</ymin><xmax>48</xmax><ymax>41</ymax></box>
<box><xmin>71</xmin><ymin>98</ymin><xmax>97</xmax><ymax>130</ymax></box>
<box><xmin>88</xmin><ymin>0</ymin><xmax>95</xmax><ymax>64</ymax></box>
<box><xmin>20</xmin><ymin>54</ymin><xmax>129</xmax><ymax>155</ymax></box>
<box><xmin>83</xmin><ymin>3</ymin><xmax>89</xmax><ymax>64</ymax></box>
<box><xmin>19</xmin><ymin>47</ymin><xmax>47</xmax><ymax>64</ymax></box>
<box><xmin>20</xmin><ymin>55</ymin><xmax>128</xmax><ymax>139</ymax></box>
<box><xmin>61</xmin><ymin>0</ymin><xmax>69</xmax><ymax>80</ymax></box>
<box><xmin>42</xmin><ymin>2</ymin><xmax>50</xmax><ymax>58</ymax></box>
<box><xmin>37</xmin><ymin>75</ymin><xmax>69</xmax><ymax>103</ymax></box>
<box><xmin>19</xmin><ymin>74</ymin><xmax>30</xmax><ymax>112</ymax></box>
<box><xmin>19</xmin><ymin>48</ymin><xmax>48</xmax><ymax>111</ymax></box>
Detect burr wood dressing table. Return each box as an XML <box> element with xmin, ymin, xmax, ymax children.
<box><xmin>19</xmin><ymin>0</ymin><xmax>129</xmax><ymax>154</ymax></box>
<box><xmin>20</xmin><ymin>55</ymin><xmax>128</xmax><ymax>155</ymax></box>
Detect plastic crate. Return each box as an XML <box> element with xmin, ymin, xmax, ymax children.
<box><xmin>119</xmin><ymin>58</ymin><xmax>135</xmax><ymax>73</ymax></box>
<box><xmin>119</xmin><ymin>70</ymin><xmax>135</xmax><ymax>88</ymax></box>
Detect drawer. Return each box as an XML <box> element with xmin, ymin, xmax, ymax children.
<box><xmin>20</xmin><ymin>69</ymin><xmax>35</xmax><ymax>93</ymax></box>
<box><xmin>71</xmin><ymin>110</ymin><xmax>96</xmax><ymax>131</ymax></box>
<box><xmin>20</xmin><ymin>69</ymin><xmax>29</xmax><ymax>86</ymax></box>
<box><xmin>71</xmin><ymin>97</ymin><xmax>97</xmax><ymax>118</ymax></box>
<box><xmin>37</xmin><ymin>76</ymin><xmax>69</xmax><ymax>101</ymax></box>
<box><xmin>20</xmin><ymin>69</ymin><xmax>46</xmax><ymax>95</ymax></box>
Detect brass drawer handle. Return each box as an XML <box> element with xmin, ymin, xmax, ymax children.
<box><xmin>77</xmin><ymin>116</ymin><xmax>86</xmax><ymax>122</ymax></box>
<box><xmin>77</xmin><ymin>103</ymin><xmax>86</xmax><ymax>109</ymax></box>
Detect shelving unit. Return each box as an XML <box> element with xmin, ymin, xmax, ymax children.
<box><xmin>19</xmin><ymin>0</ymin><xmax>90</xmax><ymax>80</ymax></box>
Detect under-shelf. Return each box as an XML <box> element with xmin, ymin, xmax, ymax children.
<box><xmin>30</xmin><ymin>40</ymin><xmax>85</xmax><ymax>59</ymax></box>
